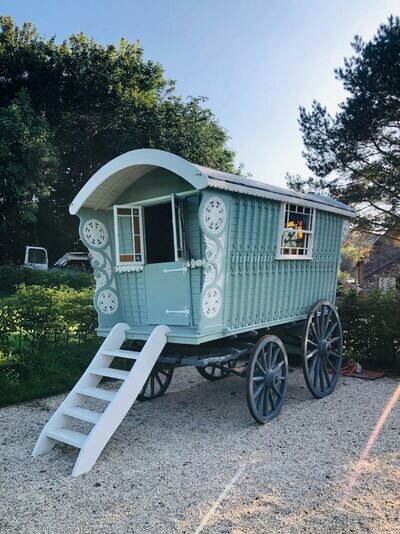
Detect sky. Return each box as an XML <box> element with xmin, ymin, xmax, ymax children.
<box><xmin>1</xmin><ymin>0</ymin><xmax>399</xmax><ymax>186</ymax></box>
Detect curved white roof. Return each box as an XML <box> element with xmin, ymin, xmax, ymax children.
<box><xmin>70</xmin><ymin>148</ymin><xmax>356</xmax><ymax>218</ymax></box>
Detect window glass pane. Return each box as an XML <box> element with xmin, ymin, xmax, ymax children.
<box><xmin>117</xmin><ymin>215</ymin><xmax>133</xmax><ymax>255</ymax></box>
<box><xmin>119</xmin><ymin>254</ymin><xmax>134</xmax><ymax>262</ymax></box>
<box><xmin>134</xmin><ymin>235</ymin><xmax>141</xmax><ymax>254</ymax></box>
<box><xmin>117</xmin><ymin>208</ymin><xmax>131</xmax><ymax>215</ymax></box>
<box><xmin>133</xmin><ymin>216</ymin><xmax>140</xmax><ymax>235</ymax></box>
<box><xmin>28</xmin><ymin>248</ymin><xmax>46</xmax><ymax>264</ymax></box>
<box><xmin>280</xmin><ymin>204</ymin><xmax>313</xmax><ymax>257</ymax></box>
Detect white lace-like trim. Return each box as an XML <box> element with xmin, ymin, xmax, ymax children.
<box><xmin>185</xmin><ymin>259</ymin><xmax>206</xmax><ymax>268</ymax></box>
<box><xmin>115</xmin><ymin>264</ymin><xmax>144</xmax><ymax>273</ymax></box>
<box><xmin>202</xmin><ymin>287</ymin><xmax>222</xmax><ymax>319</ymax></box>
<box><xmin>83</xmin><ymin>219</ymin><xmax>108</xmax><ymax>248</ymax></box>
<box><xmin>97</xmin><ymin>289</ymin><xmax>119</xmax><ymax>314</ymax></box>
<box><xmin>202</xmin><ymin>196</ymin><xmax>226</xmax><ymax>235</ymax></box>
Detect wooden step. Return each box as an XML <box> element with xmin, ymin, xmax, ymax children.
<box><xmin>62</xmin><ymin>406</ymin><xmax>102</xmax><ymax>424</ymax></box>
<box><xmin>102</xmin><ymin>349</ymin><xmax>140</xmax><ymax>360</ymax></box>
<box><xmin>47</xmin><ymin>428</ymin><xmax>87</xmax><ymax>449</ymax></box>
<box><xmin>90</xmin><ymin>367</ymin><xmax>129</xmax><ymax>380</ymax></box>
<box><xmin>77</xmin><ymin>386</ymin><xmax>117</xmax><ymax>402</ymax></box>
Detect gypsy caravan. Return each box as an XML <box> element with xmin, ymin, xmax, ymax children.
<box><xmin>33</xmin><ymin>149</ymin><xmax>356</xmax><ymax>475</ymax></box>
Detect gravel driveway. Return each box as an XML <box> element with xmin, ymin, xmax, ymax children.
<box><xmin>0</xmin><ymin>367</ymin><xmax>399</xmax><ymax>533</ymax></box>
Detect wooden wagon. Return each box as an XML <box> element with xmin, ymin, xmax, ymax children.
<box><xmin>33</xmin><ymin>149</ymin><xmax>356</xmax><ymax>475</ymax></box>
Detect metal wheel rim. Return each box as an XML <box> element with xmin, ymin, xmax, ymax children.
<box><xmin>246</xmin><ymin>335</ymin><xmax>288</xmax><ymax>424</ymax></box>
<box><xmin>138</xmin><ymin>366</ymin><xmax>174</xmax><ymax>401</ymax></box>
<box><xmin>196</xmin><ymin>359</ymin><xmax>237</xmax><ymax>381</ymax></box>
<box><xmin>302</xmin><ymin>300</ymin><xmax>343</xmax><ymax>399</ymax></box>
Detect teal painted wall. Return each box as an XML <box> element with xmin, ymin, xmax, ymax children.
<box><xmin>223</xmin><ymin>194</ymin><xmax>344</xmax><ymax>333</ymax></box>
<box><xmin>77</xmin><ymin>177</ymin><xmax>346</xmax><ymax>343</ymax></box>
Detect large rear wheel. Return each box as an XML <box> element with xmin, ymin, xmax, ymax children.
<box><xmin>302</xmin><ymin>300</ymin><xmax>343</xmax><ymax>398</ymax></box>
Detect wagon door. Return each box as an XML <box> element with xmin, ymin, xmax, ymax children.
<box><xmin>144</xmin><ymin>196</ymin><xmax>191</xmax><ymax>326</ymax></box>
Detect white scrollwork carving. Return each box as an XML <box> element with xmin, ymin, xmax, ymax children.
<box><xmin>202</xmin><ymin>287</ymin><xmax>222</xmax><ymax>319</ymax></box>
<box><xmin>83</xmin><ymin>219</ymin><xmax>108</xmax><ymax>248</ymax></box>
<box><xmin>204</xmin><ymin>263</ymin><xmax>216</xmax><ymax>287</ymax></box>
<box><xmin>97</xmin><ymin>289</ymin><xmax>118</xmax><ymax>315</ymax></box>
<box><xmin>104</xmin><ymin>258</ymin><xmax>113</xmax><ymax>280</ymax></box>
<box><xmin>204</xmin><ymin>235</ymin><xmax>218</xmax><ymax>262</ymax></box>
<box><xmin>89</xmin><ymin>250</ymin><xmax>104</xmax><ymax>268</ymax></box>
<box><xmin>95</xmin><ymin>271</ymin><xmax>107</xmax><ymax>290</ymax></box>
<box><xmin>202</xmin><ymin>196</ymin><xmax>226</xmax><ymax>235</ymax></box>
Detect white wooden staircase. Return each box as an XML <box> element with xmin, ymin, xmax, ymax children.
<box><xmin>32</xmin><ymin>323</ymin><xmax>170</xmax><ymax>476</ymax></box>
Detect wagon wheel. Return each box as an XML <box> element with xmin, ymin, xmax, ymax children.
<box><xmin>196</xmin><ymin>359</ymin><xmax>237</xmax><ymax>381</ymax></box>
<box><xmin>137</xmin><ymin>365</ymin><xmax>174</xmax><ymax>402</ymax></box>
<box><xmin>246</xmin><ymin>335</ymin><xmax>288</xmax><ymax>424</ymax></box>
<box><xmin>302</xmin><ymin>300</ymin><xmax>343</xmax><ymax>399</ymax></box>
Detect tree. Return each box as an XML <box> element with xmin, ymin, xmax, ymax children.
<box><xmin>0</xmin><ymin>90</ymin><xmax>58</xmax><ymax>262</ymax></box>
<box><xmin>288</xmin><ymin>16</ymin><xmax>400</xmax><ymax>238</ymax></box>
<box><xmin>0</xmin><ymin>17</ymin><xmax>236</xmax><ymax>261</ymax></box>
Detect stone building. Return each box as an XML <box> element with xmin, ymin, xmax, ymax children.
<box><xmin>355</xmin><ymin>227</ymin><xmax>400</xmax><ymax>290</ymax></box>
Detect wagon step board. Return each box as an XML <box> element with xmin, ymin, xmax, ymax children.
<box><xmin>32</xmin><ymin>323</ymin><xmax>170</xmax><ymax>477</ymax></box>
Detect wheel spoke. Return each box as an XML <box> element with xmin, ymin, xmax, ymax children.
<box><xmin>307</xmin><ymin>348</ymin><xmax>319</xmax><ymax>360</ymax></box>
<box><xmin>326</xmin><ymin>354</ymin><xmax>336</xmax><ymax>370</ymax></box>
<box><xmin>269</xmin><ymin>389</ymin><xmax>276</xmax><ymax>411</ymax></box>
<box><xmin>321</xmin><ymin>357</ymin><xmax>331</xmax><ymax>388</ymax></box>
<box><xmin>319</xmin><ymin>360</ymin><xmax>325</xmax><ymax>392</ymax></box>
<box><xmin>323</xmin><ymin>308</ymin><xmax>332</xmax><ymax>337</ymax></box>
<box><xmin>312</xmin><ymin>357</ymin><xmax>320</xmax><ymax>387</ymax></box>
<box><xmin>262</xmin><ymin>387</ymin><xmax>269</xmax><ymax>415</ymax></box>
<box><xmin>256</xmin><ymin>359</ymin><xmax>266</xmax><ymax>374</ymax></box>
<box><xmin>307</xmin><ymin>338</ymin><xmax>318</xmax><ymax>347</ymax></box>
<box><xmin>253</xmin><ymin>376</ymin><xmax>264</xmax><ymax>382</ymax></box>
<box><xmin>272</xmin><ymin>384</ymin><xmax>282</xmax><ymax>398</ymax></box>
<box><xmin>266</xmin><ymin>344</ymin><xmax>273</xmax><ymax>368</ymax></box>
<box><xmin>319</xmin><ymin>306</ymin><xmax>326</xmax><ymax>337</ymax></box>
<box><xmin>271</xmin><ymin>346</ymin><xmax>280</xmax><ymax>368</ymax></box>
<box><xmin>155</xmin><ymin>373</ymin><xmax>163</xmax><ymax>388</ymax></box>
<box><xmin>330</xmin><ymin>351</ymin><xmax>342</xmax><ymax>359</ymax></box>
<box><xmin>325</xmin><ymin>321</ymin><xmax>338</xmax><ymax>340</ymax></box>
<box><xmin>262</xmin><ymin>347</ymin><xmax>268</xmax><ymax>370</ymax></box>
<box><xmin>254</xmin><ymin>383</ymin><xmax>265</xmax><ymax>400</ymax></box>
<box><xmin>311</xmin><ymin>321</ymin><xmax>319</xmax><ymax>341</ymax></box>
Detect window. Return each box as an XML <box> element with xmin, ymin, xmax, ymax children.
<box><xmin>172</xmin><ymin>195</ymin><xmax>186</xmax><ymax>261</ymax></box>
<box><xmin>113</xmin><ymin>196</ymin><xmax>186</xmax><ymax>266</ymax></box>
<box><xmin>278</xmin><ymin>203</ymin><xmax>315</xmax><ymax>258</ymax></box>
<box><xmin>114</xmin><ymin>206</ymin><xmax>144</xmax><ymax>264</ymax></box>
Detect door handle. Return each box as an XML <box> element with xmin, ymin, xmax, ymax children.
<box><xmin>165</xmin><ymin>306</ymin><xmax>190</xmax><ymax>317</ymax></box>
<box><xmin>163</xmin><ymin>267</ymin><xmax>187</xmax><ymax>274</ymax></box>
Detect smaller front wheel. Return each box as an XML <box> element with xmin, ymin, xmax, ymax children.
<box><xmin>137</xmin><ymin>365</ymin><xmax>174</xmax><ymax>401</ymax></box>
<box><xmin>246</xmin><ymin>335</ymin><xmax>288</xmax><ymax>424</ymax></box>
<box><xmin>196</xmin><ymin>359</ymin><xmax>237</xmax><ymax>381</ymax></box>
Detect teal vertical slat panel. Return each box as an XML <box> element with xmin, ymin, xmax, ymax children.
<box><xmin>224</xmin><ymin>194</ymin><xmax>347</xmax><ymax>334</ymax></box>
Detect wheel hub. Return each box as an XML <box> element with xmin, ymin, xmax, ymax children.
<box><xmin>319</xmin><ymin>339</ymin><xmax>331</xmax><ymax>358</ymax></box>
<box><xmin>264</xmin><ymin>369</ymin><xmax>280</xmax><ymax>387</ymax></box>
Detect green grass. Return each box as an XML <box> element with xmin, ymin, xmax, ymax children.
<box><xmin>0</xmin><ymin>340</ymin><xmax>101</xmax><ymax>407</ymax></box>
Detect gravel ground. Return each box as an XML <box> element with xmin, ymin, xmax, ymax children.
<box><xmin>0</xmin><ymin>367</ymin><xmax>399</xmax><ymax>533</ymax></box>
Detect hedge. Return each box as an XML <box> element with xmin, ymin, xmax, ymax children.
<box><xmin>338</xmin><ymin>290</ymin><xmax>400</xmax><ymax>370</ymax></box>
<box><xmin>0</xmin><ymin>265</ymin><xmax>93</xmax><ymax>296</ymax></box>
<box><xmin>0</xmin><ymin>284</ymin><xmax>97</xmax><ymax>356</ymax></box>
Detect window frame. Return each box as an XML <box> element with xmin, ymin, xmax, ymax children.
<box><xmin>113</xmin><ymin>195</ymin><xmax>187</xmax><ymax>266</ymax></box>
<box><xmin>276</xmin><ymin>202</ymin><xmax>315</xmax><ymax>260</ymax></box>
<box><xmin>113</xmin><ymin>205</ymin><xmax>145</xmax><ymax>266</ymax></box>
